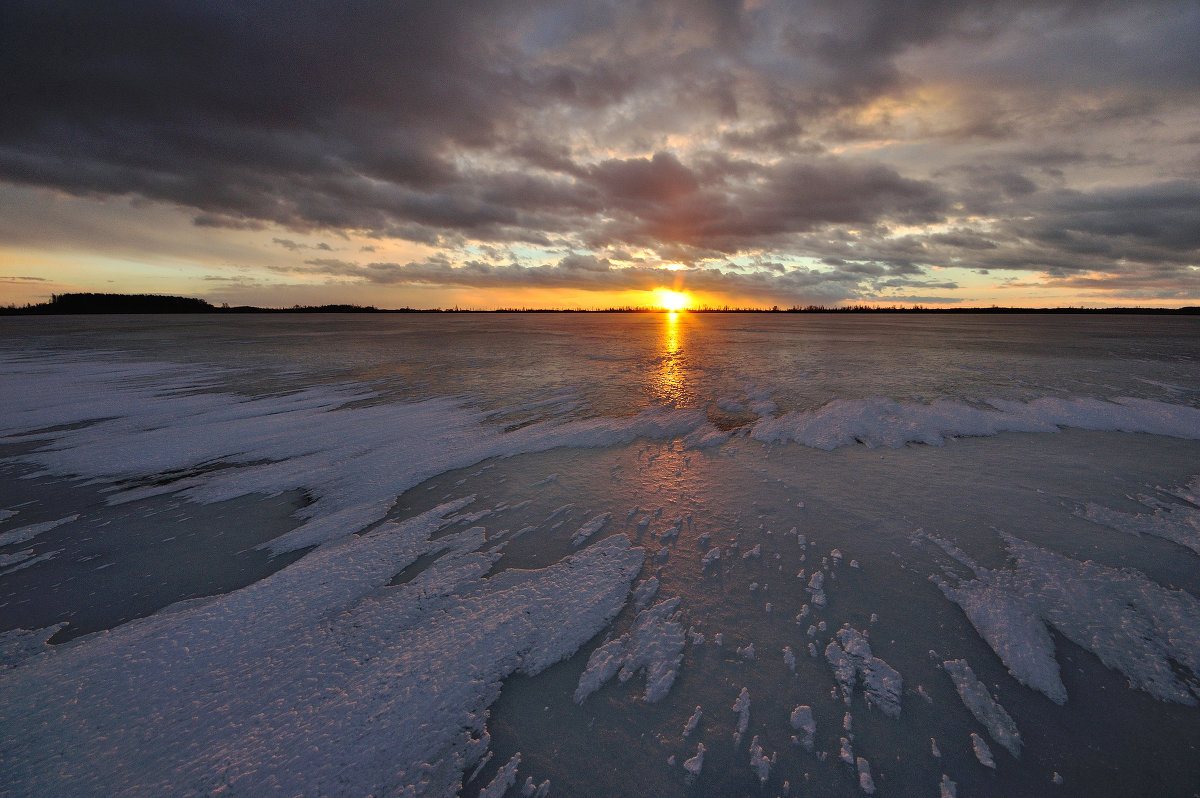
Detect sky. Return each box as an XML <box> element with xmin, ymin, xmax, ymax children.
<box><xmin>1</xmin><ymin>0</ymin><xmax>1198</xmax><ymax>309</ymax></box>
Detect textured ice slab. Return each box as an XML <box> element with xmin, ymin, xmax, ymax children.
<box><xmin>574</xmin><ymin>597</ymin><xmax>686</xmax><ymax>704</ymax></box>
<box><xmin>943</xmin><ymin>659</ymin><xmax>1022</xmax><ymax>759</ymax></box>
<box><xmin>825</xmin><ymin>626</ymin><xmax>903</xmax><ymax>717</ymax></box>
<box><xmin>0</xmin><ymin>515</ymin><xmax>78</xmax><ymax>548</ymax></box>
<box><xmin>732</xmin><ymin>687</ymin><xmax>751</xmax><ymax>747</ymax></box>
<box><xmin>571</xmin><ymin>512</ymin><xmax>612</xmax><ymax>546</ymax></box>
<box><xmin>1081</xmin><ymin>475</ymin><xmax>1200</xmax><ymax>555</ymax></box>
<box><xmin>931</xmin><ymin>532</ymin><xmax>1200</xmax><ymax>705</ymax></box>
<box><xmin>0</xmin><ymin>498</ymin><xmax>644</xmax><ymax>797</ymax></box>
<box><xmin>753</xmin><ymin>396</ymin><xmax>1200</xmax><ymax>450</ymax></box>
<box><xmin>0</xmin><ymin>354</ymin><xmax>720</xmax><ymax>555</ymax></box>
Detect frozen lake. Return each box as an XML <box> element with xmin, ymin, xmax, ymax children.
<box><xmin>2</xmin><ymin>312</ymin><xmax>1199</xmax><ymax>797</ymax></box>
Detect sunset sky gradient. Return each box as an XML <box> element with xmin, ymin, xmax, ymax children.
<box><xmin>2</xmin><ymin>1</ymin><xmax>1198</xmax><ymax>308</ymax></box>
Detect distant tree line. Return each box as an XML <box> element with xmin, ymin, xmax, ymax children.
<box><xmin>2</xmin><ymin>293</ymin><xmax>1197</xmax><ymax>315</ymax></box>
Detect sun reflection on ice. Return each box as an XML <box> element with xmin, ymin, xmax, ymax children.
<box><xmin>651</xmin><ymin>311</ymin><xmax>695</xmax><ymax>407</ymax></box>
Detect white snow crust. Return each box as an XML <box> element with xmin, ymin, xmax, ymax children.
<box><xmin>732</xmin><ymin>687</ymin><xmax>751</xmax><ymax>747</ymax></box>
<box><xmin>0</xmin><ymin>355</ymin><xmax>722</xmax><ymax>555</ymax></box>
<box><xmin>752</xmin><ymin>395</ymin><xmax>1200</xmax><ymax>450</ymax></box>
<box><xmin>573</xmin><ymin>596</ymin><xmax>686</xmax><ymax>704</ymax></box>
<box><xmin>0</xmin><ymin>514</ymin><xmax>79</xmax><ymax>547</ymax></box>
<box><xmin>931</xmin><ymin>533</ymin><xmax>1200</xmax><ymax>705</ymax></box>
<box><xmin>789</xmin><ymin>705</ymin><xmax>816</xmax><ymax>750</ymax></box>
<box><xmin>825</xmin><ymin>626</ymin><xmax>903</xmax><ymax>717</ymax></box>
<box><xmin>943</xmin><ymin>658</ymin><xmax>1022</xmax><ymax>758</ymax></box>
<box><xmin>1081</xmin><ymin>476</ymin><xmax>1200</xmax><ymax>555</ymax></box>
<box><xmin>0</xmin><ymin>500</ymin><xmax>644</xmax><ymax>796</ymax></box>
<box><xmin>971</xmin><ymin>732</ymin><xmax>996</xmax><ymax>768</ymax></box>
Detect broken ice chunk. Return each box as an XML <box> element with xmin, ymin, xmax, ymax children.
<box><xmin>749</xmin><ymin>736</ymin><xmax>772</xmax><ymax>784</ymax></box>
<box><xmin>683</xmin><ymin>705</ymin><xmax>703</xmax><ymax>737</ymax></box>
<box><xmin>824</xmin><ymin>626</ymin><xmax>903</xmax><ymax>717</ymax></box>
<box><xmin>570</xmin><ymin>512</ymin><xmax>612</xmax><ymax>546</ymax></box>
<box><xmin>807</xmin><ymin>571</ymin><xmax>827</xmax><ymax>607</ymax></box>
<box><xmin>742</xmin><ymin>543</ymin><xmax>762</xmax><ymax>559</ymax></box>
<box><xmin>632</xmin><ymin>577</ymin><xmax>660</xmax><ymax>611</ymax></box>
<box><xmin>940</xmin><ymin>773</ymin><xmax>957</xmax><ymax>798</ymax></box>
<box><xmin>702</xmin><ymin>547</ymin><xmax>721</xmax><ymax>569</ymax></box>
<box><xmin>943</xmin><ymin>658</ymin><xmax>1021</xmax><ymax>758</ymax></box>
<box><xmin>683</xmin><ymin>743</ymin><xmax>705</xmax><ymax>778</ymax></box>
<box><xmin>480</xmin><ymin>752</ymin><xmax>521</xmax><ymax>798</ymax></box>
<box><xmin>783</xmin><ymin>646</ymin><xmax>796</xmax><ymax>673</ymax></box>
<box><xmin>732</xmin><ymin>687</ymin><xmax>751</xmax><ymax>747</ymax></box>
<box><xmin>790</xmin><ymin>705</ymin><xmax>815</xmax><ymax>750</ymax></box>
<box><xmin>574</xmin><ymin>597</ymin><xmax>686</xmax><ymax>703</ymax></box>
<box><xmin>930</xmin><ymin>737</ymin><xmax>941</xmax><ymax>757</ymax></box>
<box><xmin>737</xmin><ymin>643</ymin><xmax>756</xmax><ymax>661</ymax></box>
<box><xmin>971</xmin><ymin>732</ymin><xmax>996</xmax><ymax>769</ymax></box>
<box><xmin>839</xmin><ymin>737</ymin><xmax>854</xmax><ymax>764</ymax></box>
<box><xmin>521</xmin><ymin>777</ymin><xmax>550</xmax><ymax>797</ymax></box>
<box><xmin>857</xmin><ymin>757</ymin><xmax>875</xmax><ymax>794</ymax></box>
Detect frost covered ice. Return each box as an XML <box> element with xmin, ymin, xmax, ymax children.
<box><xmin>930</xmin><ymin>532</ymin><xmax>1200</xmax><ymax>705</ymax></box>
<box><xmin>3</xmin><ymin>318</ymin><xmax>1200</xmax><ymax>797</ymax></box>
<box><xmin>573</xmin><ymin>596</ymin><xmax>686</xmax><ymax>704</ymax></box>
<box><xmin>943</xmin><ymin>658</ymin><xmax>1022</xmax><ymax>759</ymax></box>
<box><xmin>1</xmin><ymin>502</ymin><xmax>644</xmax><ymax>796</ymax></box>
<box><xmin>825</xmin><ymin>626</ymin><xmax>903</xmax><ymax>717</ymax></box>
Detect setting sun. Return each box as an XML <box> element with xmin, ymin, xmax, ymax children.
<box><xmin>655</xmin><ymin>289</ymin><xmax>691</xmax><ymax>311</ymax></box>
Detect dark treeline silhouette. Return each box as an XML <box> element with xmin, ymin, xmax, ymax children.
<box><xmin>3</xmin><ymin>293</ymin><xmax>1197</xmax><ymax>315</ymax></box>
<box><xmin>2</xmin><ymin>293</ymin><xmax>387</xmax><ymax>315</ymax></box>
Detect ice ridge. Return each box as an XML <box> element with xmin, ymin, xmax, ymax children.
<box><xmin>0</xmin><ymin>500</ymin><xmax>644</xmax><ymax>797</ymax></box>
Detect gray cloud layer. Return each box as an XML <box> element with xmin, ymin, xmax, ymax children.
<box><xmin>2</xmin><ymin>0</ymin><xmax>1197</xmax><ymax>301</ymax></box>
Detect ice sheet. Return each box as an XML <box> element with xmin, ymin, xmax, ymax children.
<box><xmin>0</xmin><ymin>499</ymin><xmax>644</xmax><ymax>796</ymax></box>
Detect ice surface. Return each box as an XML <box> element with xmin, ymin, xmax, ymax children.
<box><xmin>971</xmin><ymin>732</ymin><xmax>996</xmax><ymax>769</ymax></box>
<box><xmin>683</xmin><ymin>743</ymin><xmax>705</xmax><ymax>778</ymax></box>
<box><xmin>857</xmin><ymin>757</ymin><xmax>876</xmax><ymax>794</ymax></box>
<box><xmin>1081</xmin><ymin>476</ymin><xmax>1200</xmax><ymax>555</ymax></box>
<box><xmin>632</xmin><ymin>577</ymin><xmax>660</xmax><ymax>611</ymax></box>
<box><xmin>0</xmin><ymin>355</ymin><xmax>721</xmax><ymax>556</ymax></box>
<box><xmin>521</xmin><ymin>775</ymin><xmax>551</xmax><ymax>797</ymax></box>
<box><xmin>574</xmin><ymin>597</ymin><xmax>686</xmax><ymax>704</ymax></box>
<box><xmin>5</xmin><ymin>322</ymin><xmax>1200</xmax><ymax>797</ymax></box>
<box><xmin>480</xmin><ymin>752</ymin><xmax>521</xmax><ymax>798</ymax></box>
<box><xmin>753</xmin><ymin>396</ymin><xmax>1200</xmax><ymax>450</ymax></box>
<box><xmin>0</xmin><ymin>515</ymin><xmax>78</xmax><ymax>547</ymax></box>
<box><xmin>732</xmin><ymin>687</ymin><xmax>751</xmax><ymax>747</ymax></box>
<box><xmin>825</xmin><ymin>626</ymin><xmax>903</xmax><ymax>717</ymax></box>
<box><xmin>748</xmin><ymin>735</ymin><xmax>772</xmax><ymax>783</ymax></box>
<box><xmin>0</xmin><ymin>499</ymin><xmax>644</xmax><ymax>796</ymax></box>
<box><xmin>790</xmin><ymin>705</ymin><xmax>816</xmax><ymax>750</ymax></box>
<box><xmin>943</xmin><ymin>658</ymin><xmax>1022</xmax><ymax>759</ymax></box>
<box><xmin>932</xmin><ymin>532</ymin><xmax>1200</xmax><ymax>705</ymax></box>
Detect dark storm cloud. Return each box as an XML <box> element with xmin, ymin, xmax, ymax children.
<box><xmin>1</xmin><ymin>0</ymin><xmax>1197</xmax><ymax>297</ymax></box>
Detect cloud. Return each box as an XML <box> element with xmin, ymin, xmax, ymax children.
<box><xmin>0</xmin><ymin>0</ymin><xmax>1197</xmax><ymax>303</ymax></box>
